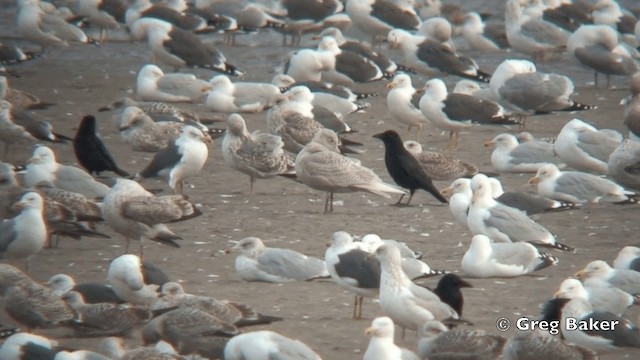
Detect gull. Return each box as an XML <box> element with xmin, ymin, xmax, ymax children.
<box><xmin>418</xmin><ymin>320</ymin><xmax>507</xmax><ymax>360</ymax></box>
<box><xmin>462</xmin><ymin>12</ymin><xmax>508</xmax><ymax>51</ymax></box>
<box><xmin>574</xmin><ymin>260</ymin><xmax>640</xmax><ymax>295</ymax></box>
<box><xmin>222</xmin><ymin>113</ymin><xmax>295</xmax><ymax>193</ymax></box>
<box><xmin>108</xmin><ymin>254</ymin><xmax>160</xmax><ymax>306</ymax></box>
<box><xmin>360</xmin><ymin>234</ymin><xmax>420</xmax><ymax>260</ymax></box>
<box><xmin>125</xmin><ymin>0</ymin><xmax>212</xmax><ymax>33</ymax></box>
<box><xmin>136</xmin><ymin>125</ymin><xmax>211</xmax><ymax>194</ymax></box>
<box><xmin>0</xmin><ymin>192</ymin><xmax>47</xmax><ymax>266</ymax></box>
<box><xmin>461</xmin><ymin>234</ymin><xmax>558</xmax><ymax>278</ymax></box>
<box><xmin>206</xmin><ymin>75</ymin><xmax>284</xmax><ymax>113</ymax></box>
<box><xmin>1</xmin><ymin>75</ymin><xmax>54</xmax><ymax>110</ymax></box>
<box><xmin>118</xmin><ymin>106</ymin><xmax>183</xmax><ymax>152</ymax></box>
<box><xmin>363</xmin><ymin>317</ymin><xmax>419</xmax><ymax>360</ymax></box>
<box><xmin>554</xmin><ymin>118</ymin><xmax>623</xmax><ymax>175</ymax></box>
<box><xmin>99</xmin><ymin>337</ymin><xmax>183</xmax><ymax>359</ymax></box>
<box><xmin>102</xmin><ymin>179</ymin><xmax>201</xmax><ymax>254</ymax></box>
<box><xmin>24</xmin><ymin>145</ymin><xmax>110</xmax><ymax>198</ymax></box>
<box><xmin>0</xmin><ymin>100</ymin><xmax>36</xmax><ymax>154</ymax></box>
<box><xmin>130</xmin><ymin>17</ymin><xmax>242</xmax><ymax>74</ymax></box>
<box><xmin>75</xmin><ymin>0</ymin><xmax>123</xmax><ymax>42</ymax></box>
<box><xmin>313</xmin><ymin>36</ymin><xmax>384</xmax><ymax>86</ymax></box>
<box><xmin>375</xmin><ymin>244</ymin><xmax>459</xmax><ymax>332</ymax></box>
<box><xmin>558</xmin><ymin>278</ymin><xmax>634</xmax><ymax>317</ymax></box>
<box><xmin>136</xmin><ymin>64</ymin><xmax>211</xmax><ymax>103</ymax></box>
<box><xmin>404</xmin><ymin>140</ymin><xmax>478</xmax><ymax>180</ymax></box>
<box><xmin>47</xmin><ymin>274</ymin><xmax>122</xmax><ymax>304</ymax></box>
<box><xmin>608</xmin><ymin>139</ymin><xmax>640</xmax><ymax>192</ymax></box>
<box><xmin>225</xmin><ymin>330</ymin><xmax>322</xmax><ymax>360</ymax></box>
<box><xmin>225</xmin><ymin>237</ymin><xmax>329</xmax><ymax>283</ymax></box>
<box><xmin>440</xmin><ymin>178</ymin><xmax>472</xmax><ymax>226</ymax></box>
<box><xmin>484</xmin><ymin>133</ymin><xmax>560</xmax><ymax>173</ymax></box>
<box><xmin>488</xmin><ymin>177</ymin><xmax>576</xmax><ymax>215</ymax></box>
<box><xmin>100</xmin><ymin>96</ymin><xmax>202</xmax><ymax>123</ymax></box>
<box><xmin>295</xmin><ymin>129</ymin><xmax>405</xmax><ymax>213</ymax></box>
<box><xmin>568</xmin><ymin>24</ymin><xmax>638</xmax><ymax>88</ymax></box>
<box><xmin>6</xmin><ymin>104</ymin><xmax>71</xmax><ymax>144</ymax></box>
<box><xmin>346</xmin><ymin>0</ymin><xmax>420</xmax><ymax>45</ymax></box>
<box><xmin>417</xmin><ymin>17</ymin><xmax>455</xmax><ymax>50</ymax></box>
<box><xmin>0</xmin><ymin>333</ymin><xmax>59</xmax><ymax>360</ymax></box>
<box><xmin>325</xmin><ymin>231</ymin><xmax>380</xmax><ymax>319</ymax></box>
<box><xmin>468</xmin><ymin>174</ymin><xmax>573</xmax><ymax>251</ymax></box>
<box><xmin>502</xmin><ymin>328</ymin><xmax>597</xmax><ymax>359</ymax></box>
<box><xmin>0</xmin><ymin>43</ymin><xmax>39</xmax><ymax>67</ymax></box>
<box><xmin>528</xmin><ymin>163</ymin><xmax>637</xmax><ymax>204</ymax></box>
<box><xmin>34</xmin><ymin>181</ymin><xmax>104</xmax><ymax>224</ymax></box>
<box><xmin>385</xmin><ymin>74</ymin><xmax>429</xmax><ymax>138</ymax></box>
<box><xmin>614</xmin><ymin>246</ymin><xmax>640</xmax><ymax>271</ymax></box>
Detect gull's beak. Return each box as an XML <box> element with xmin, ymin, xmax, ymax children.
<box><xmin>483</xmin><ymin>140</ymin><xmax>495</xmax><ymax>148</ymax></box>
<box><xmin>119</xmin><ymin>126</ymin><xmax>130</xmax><ymax>132</ymax></box>
<box><xmin>224</xmin><ymin>246</ymin><xmax>237</xmax><ymax>254</ymax></box>
<box><xmin>386</xmin><ymin>82</ymin><xmax>396</xmax><ymax>89</ymax></box>
<box><xmin>11</xmin><ymin>200</ymin><xmax>27</xmax><ymax>211</ymax></box>
<box><xmin>553</xmin><ymin>290</ymin><xmax>564</xmax><ymax>298</ymax></box>
<box><xmin>365</xmin><ymin>326</ymin><xmax>375</xmax><ymax>335</ymax></box>
<box><xmin>574</xmin><ymin>269</ymin><xmax>586</xmax><ymax>279</ymax></box>
<box><xmin>527</xmin><ymin>176</ymin><xmax>541</xmax><ymax>185</ymax></box>
<box><xmin>203</xmin><ymin>134</ymin><xmax>213</xmax><ymax>144</ymax></box>
<box><xmin>325</xmin><ymin>242</ymin><xmax>331</xmax><ymax>248</ymax></box>
<box><xmin>440</xmin><ymin>186</ymin><xmax>453</xmax><ymax>197</ymax></box>
<box><xmin>311</xmin><ymin>35</ymin><xmax>321</xmax><ymax>40</ymax></box>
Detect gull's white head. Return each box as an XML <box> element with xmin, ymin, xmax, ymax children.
<box><xmin>365</xmin><ymin>316</ymin><xmax>396</xmax><ymax>339</ymax></box>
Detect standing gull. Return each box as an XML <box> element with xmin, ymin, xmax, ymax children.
<box><xmin>295</xmin><ymin>129</ymin><xmax>405</xmax><ymax>213</ymax></box>
<box><xmin>386</xmin><ymin>74</ymin><xmax>429</xmax><ymax>138</ymax></box>
<box><xmin>528</xmin><ymin>163</ymin><xmax>637</xmax><ymax>204</ymax></box>
<box><xmin>225</xmin><ymin>331</ymin><xmax>322</xmax><ymax>360</ymax></box>
<box><xmin>614</xmin><ymin>246</ymin><xmax>640</xmax><ymax>272</ymax></box>
<box><xmin>225</xmin><ymin>237</ymin><xmax>328</xmax><ymax>283</ymax></box>
<box><xmin>102</xmin><ymin>178</ymin><xmax>201</xmax><ymax>255</ymax></box>
<box><xmin>136</xmin><ymin>125</ymin><xmax>211</xmax><ymax>194</ymax></box>
<box><xmin>608</xmin><ymin>139</ymin><xmax>640</xmax><ymax>192</ymax></box>
<box><xmin>119</xmin><ymin>106</ymin><xmax>183</xmax><ymax>152</ymax></box>
<box><xmin>73</xmin><ymin>115</ymin><xmax>129</xmax><ymax>177</ymax></box>
<box><xmin>404</xmin><ymin>140</ymin><xmax>478</xmax><ymax>180</ymax></box>
<box><xmin>363</xmin><ymin>317</ymin><xmax>419</xmax><ymax>360</ymax></box>
<box><xmin>206</xmin><ymin>75</ymin><xmax>284</xmax><ymax>113</ymax></box>
<box><xmin>484</xmin><ymin>133</ymin><xmax>560</xmax><ymax>173</ymax></box>
<box><xmin>222</xmin><ymin>113</ymin><xmax>294</xmax><ymax>193</ymax></box>
<box><xmin>136</xmin><ymin>64</ymin><xmax>211</xmax><ymax>103</ymax></box>
<box><xmin>461</xmin><ymin>234</ymin><xmax>558</xmax><ymax>278</ymax></box>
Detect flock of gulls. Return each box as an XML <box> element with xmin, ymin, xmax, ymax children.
<box><xmin>2</xmin><ymin>0</ymin><xmax>640</xmax><ymax>358</ymax></box>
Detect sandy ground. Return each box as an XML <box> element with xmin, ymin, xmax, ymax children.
<box><xmin>2</xmin><ymin>2</ymin><xmax>640</xmax><ymax>359</ymax></box>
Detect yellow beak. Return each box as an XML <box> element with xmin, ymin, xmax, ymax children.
<box><xmin>483</xmin><ymin>140</ymin><xmax>495</xmax><ymax>148</ymax></box>
<box><xmin>386</xmin><ymin>82</ymin><xmax>396</xmax><ymax>89</ymax></box>
<box><xmin>527</xmin><ymin>176</ymin><xmax>541</xmax><ymax>185</ymax></box>
<box><xmin>440</xmin><ymin>186</ymin><xmax>452</xmax><ymax>197</ymax></box>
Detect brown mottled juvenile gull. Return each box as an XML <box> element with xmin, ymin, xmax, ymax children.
<box><xmin>488</xmin><ymin>177</ymin><xmax>575</xmax><ymax>215</ymax></box>
<box><xmin>206</xmin><ymin>75</ymin><xmax>284</xmax><ymax>113</ymax></box>
<box><xmin>502</xmin><ymin>329</ymin><xmax>598</xmax><ymax>360</ymax></box>
<box><xmin>418</xmin><ymin>320</ymin><xmax>506</xmax><ymax>360</ymax></box>
<box><xmin>363</xmin><ymin>317</ymin><xmax>419</xmax><ymax>360</ymax></box>
<box><xmin>614</xmin><ymin>246</ymin><xmax>640</xmax><ymax>271</ymax></box>
<box><xmin>47</xmin><ymin>274</ymin><xmax>122</xmax><ymax>304</ymax></box>
<box><xmin>484</xmin><ymin>133</ymin><xmax>560</xmax><ymax>173</ymax></box>
<box><xmin>136</xmin><ymin>64</ymin><xmax>211</xmax><ymax>103</ymax></box>
<box><xmin>34</xmin><ymin>181</ymin><xmax>103</xmax><ymax>223</ymax></box>
<box><xmin>558</xmin><ymin>278</ymin><xmax>634</xmax><ymax>317</ymax></box>
<box><xmin>119</xmin><ymin>106</ymin><xmax>182</xmax><ymax>152</ymax></box>
<box><xmin>574</xmin><ymin>260</ymin><xmax>640</xmax><ymax>295</ymax></box>
<box><xmin>386</xmin><ymin>74</ymin><xmax>429</xmax><ymax>138</ymax></box>
<box><xmin>225</xmin><ymin>330</ymin><xmax>322</xmax><ymax>360</ymax></box>
<box><xmin>0</xmin><ymin>100</ymin><xmax>36</xmax><ymax>154</ymax></box>
<box><xmin>103</xmin><ymin>179</ymin><xmax>201</xmax><ymax>253</ymax></box>
<box><xmin>24</xmin><ymin>145</ymin><xmax>110</xmax><ymax>198</ymax></box>
<box><xmin>528</xmin><ymin>163</ymin><xmax>637</xmax><ymax>204</ymax></box>
<box><xmin>608</xmin><ymin>139</ymin><xmax>640</xmax><ymax>192</ymax></box>
<box><xmin>375</xmin><ymin>245</ymin><xmax>459</xmax><ymax>332</ymax></box>
<box><xmin>221</xmin><ymin>113</ymin><xmax>295</xmax><ymax>193</ymax></box>
<box><xmin>461</xmin><ymin>234</ymin><xmax>558</xmax><ymax>278</ymax></box>
<box><xmin>295</xmin><ymin>129</ymin><xmax>405</xmax><ymax>213</ymax></box>
<box><xmin>404</xmin><ymin>140</ymin><xmax>478</xmax><ymax>180</ymax></box>
<box><xmin>225</xmin><ymin>237</ymin><xmax>328</xmax><ymax>283</ymax></box>
<box><xmin>108</xmin><ymin>254</ymin><xmax>160</xmax><ymax>306</ymax></box>
<box><xmin>0</xmin><ymin>192</ymin><xmax>47</xmax><ymax>262</ymax></box>
<box><xmin>554</xmin><ymin>118</ymin><xmax>622</xmax><ymax>175</ymax></box>
<box><xmin>0</xmin><ymin>264</ymin><xmax>75</xmax><ymax>329</ymax></box>
<box><xmin>101</xmin><ymin>96</ymin><xmax>202</xmax><ymax>123</ymax></box>
<box><xmin>99</xmin><ymin>336</ymin><xmax>183</xmax><ymax>360</ymax></box>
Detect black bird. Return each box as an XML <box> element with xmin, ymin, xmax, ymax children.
<box><xmin>432</xmin><ymin>274</ymin><xmax>473</xmax><ymax>316</ymax></box>
<box><xmin>372</xmin><ymin>130</ymin><xmax>448</xmax><ymax>205</ymax></box>
<box><xmin>73</xmin><ymin>115</ymin><xmax>129</xmax><ymax>177</ymax></box>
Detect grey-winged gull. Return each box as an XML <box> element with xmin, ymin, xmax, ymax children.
<box><xmin>346</xmin><ymin>0</ymin><xmax>420</xmax><ymax>44</ymax></box>
<box><xmin>0</xmin><ymin>100</ymin><xmax>36</xmax><ymax>154</ymax></box>
<box><xmin>461</xmin><ymin>234</ymin><xmax>558</xmax><ymax>278</ymax></box>
<box><xmin>505</xmin><ymin>0</ymin><xmax>569</xmax><ymax>61</ymax></box>
<box><xmin>136</xmin><ymin>64</ymin><xmax>211</xmax><ymax>103</ymax></box>
<box><xmin>24</xmin><ymin>145</ymin><xmax>110</xmax><ymax>198</ymax></box>
<box><xmin>0</xmin><ymin>43</ymin><xmax>39</xmax><ymax>67</ymax></box>
<box><xmin>314</xmin><ymin>36</ymin><xmax>384</xmax><ymax>86</ymax></box>
<box><xmin>206</xmin><ymin>75</ymin><xmax>284</xmax><ymax>113</ymax></box>
<box><xmin>285</xmin><ymin>43</ymin><xmax>334</xmax><ymax>83</ymax></box>
<box><xmin>574</xmin><ymin>260</ymin><xmax>640</xmax><ymax>295</ymax></box>
<box><xmin>488</xmin><ymin>177</ymin><xmax>576</xmax><ymax>215</ymax></box>
<box><xmin>98</xmin><ymin>336</ymin><xmax>182</xmax><ymax>360</ymax></box>
<box><xmin>119</xmin><ymin>106</ymin><xmax>182</xmax><ymax>152</ymax></box>
<box><xmin>295</xmin><ymin>129</ymin><xmax>405</xmax><ymax>213</ymax></box>
<box><xmin>608</xmin><ymin>139</ymin><xmax>640</xmax><ymax>192</ymax></box>
<box><xmin>364</xmin><ymin>317</ymin><xmax>419</xmax><ymax>360</ymax></box>
<box><xmin>468</xmin><ymin>174</ymin><xmax>573</xmax><ymax>251</ymax></box>
<box><xmin>1</xmin><ymin>76</ymin><xmax>54</xmax><ymax>110</ymax></box>
<box><xmin>103</xmin><ymin>179</ymin><xmax>201</xmax><ymax>254</ymax></box>
<box><xmin>386</xmin><ymin>74</ymin><xmax>429</xmax><ymax>138</ymax></box>
<box><xmin>0</xmin><ymin>333</ymin><xmax>59</xmax><ymax>360</ymax></box>
<box><xmin>555</xmin><ymin>278</ymin><xmax>640</xmax><ymax>352</ymax></box>
<box><xmin>360</xmin><ymin>234</ymin><xmax>420</xmax><ymax>260</ymax></box>
<box><xmin>404</xmin><ymin>140</ymin><xmax>478</xmax><ymax>180</ymax></box>
<box><xmin>462</xmin><ymin>12</ymin><xmax>509</xmax><ymax>51</ymax></box>
<box><xmin>375</xmin><ymin>244</ymin><xmax>459</xmax><ymax>332</ymax></box>
<box><xmin>225</xmin><ymin>237</ymin><xmax>328</xmax><ymax>283</ymax></box>
<box><xmin>75</xmin><ymin>0</ymin><xmax>123</xmax><ymax>42</ymax></box>
<box><xmin>225</xmin><ymin>331</ymin><xmax>322</xmax><ymax>360</ymax></box>
<box><xmin>568</xmin><ymin>25</ymin><xmax>638</xmax><ymax>87</ymax></box>
<box><xmin>440</xmin><ymin>178</ymin><xmax>472</xmax><ymax>226</ymax></box>
<box><xmin>592</xmin><ymin>0</ymin><xmax>637</xmax><ymax>37</ymax></box>
<box><xmin>554</xmin><ymin>118</ymin><xmax>622</xmax><ymax>175</ymax></box>
<box><xmin>0</xmin><ymin>192</ymin><xmax>47</xmax><ymax>262</ymax></box>
<box><xmin>418</xmin><ymin>320</ymin><xmax>507</xmax><ymax>360</ymax></box>
<box><xmin>417</xmin><ymin>17</ymin><xmax>455</xmax><ymax>50</ymax></box>
<box><xmin>47</xmin><ymin>274</ymin><xmax>122</xmax><ymax>304</ymax></box>
<box><xmin>325</xmin><ymin>231</ymin><xmax>380</xmax><ymax>319</ymax></box>
<box><xmin>558</xmin><ymin>278</ymin><xmax>634</xmax><ymax>317</ymax></box>
<box><xmin>108</xmin><ymin>254</ymin><xmax>160</xmax><ymax>306</ymax></box>
<box><xmin>623</xmin><ymin>73</ymin><xmax>640</xmax><ymax>141</ymax></box>
<box><xmin>0</xmin><ymin>264</ymin><xmax>75</xmax><ymax>329</ymax></box>
<box><xmin>130</xmin><ymin>17</ymin><xmax>242</xmax><ymax>75</ymax></box>
<box><xmin>387</xmin><ymin>29</ymin><xmax>491</xmax><ymax>82</ymax></box>
<box><xmin>528</xmin><ymin>163</ymin><xmax>637</xmax><ymax>204</ymax></box>
<box><xmin>136</xmin><ymin>124</ymin><xmax>211</xmax><ymax>194</ymax></box>
<box><xmin>419</xmin><ymin>78</ymin><xmax>520</xmax><ymax>149</ymax></box>
<box><xmin>125</xmin><ymin>0</ymin><xmax>212</xmax><ymax>33</ymax></box>
<box><xmin>485</xmin><ymin>133</ymin><xmax>560</xmax><ymax>173</ymax></box>
<box><xmin>6</xmin><ymin>103</ymin><xmax>71</xmax><ymax>144</ymax></box>
<box><xmin>222</xmin><ymin>113</ymin><xmax>295</xmax><ymax>193</ymax></box>
<box><xmin>614</xmin><ymin>246</ymin><xmax>640</xmax><ymax>271</ymax></box>
<box><xmin>489</xmin><ymin>59</ymin><xmax>596</xmax><ymax>117</ymax></box>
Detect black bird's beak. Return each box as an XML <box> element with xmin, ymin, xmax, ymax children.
<box><xmin>372</xmin><ymin>133</ymin><xmax>383</xmax><ymax>139</ymax></box>
<box><xmin>459</xmin><ymin>279</ymin><xmax>473</xmax><ymax>288</ymax></box>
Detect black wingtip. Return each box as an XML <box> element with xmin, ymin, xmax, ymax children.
<box><xmin>534</xmin><ymin>252</ymin><xmax>559</xmax><ymax>271</ymax></box>
<box><xmin>534</xmin><ymin>241</ymin><xmax>575</xmax><ymax>253</ymax></box>
<box><xmin>562</xmin><ymin>101</ymin><xmax>597</xmax><ymax>112</ymax></box>
<box><xmin>354</xmin><ymin>91</ymin><xmax>379</xmax><ymax>99</ymax></box>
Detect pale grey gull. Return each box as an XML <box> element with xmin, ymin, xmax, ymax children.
<box><xmin>136</xmin><ymin>64</ymin><xmax>211</xmax><ymax>103</ymax></box>
<box><xmin>119</xmin><ymin>106</ymin><xmax>183</xmax><ymax>152</ymax></box>
<box><xmin>206</xmin><ymin>75</ymin><xmax>284</xmax><ymax>113</ymax></box>
<box><xmin>418</xmin><ymin>320</ymin><xmax>507</xmax><ymax>360</ymax></box>
<box><xmin>488</xmin><ymin>177</ymin><xmax>576</xmax><ymax>215</ymax></box>
<box><xmin>462</xmin><ymin>12</ymin><xmax>508</xmax><ymax>51</ymax></box>
<box><xmin>222</xmin><ymin>113</ymin><xmax>295</xmax><ymax>193</ymax></box>
<box><xmin>614</xmin><ymin>246</ymin><xmax>640</xmax><ymax>271</ymax></box>
<box><xmin>461</xmin><ymin>234</ymin><xmax>558</xmax><ymax>278</ymax></box>
<box><xmin>294</xmin><ymin>129</ymin><xmax>405</xmax><ymax>213</ymax></box>
<box><xmin>0</xmin><ymin>100</ymin><xmax>36</xmax><ymax>154</ymax></box>
<box><xmin>1</xmin><ymin>76</ymin><xmax>54</xmax><ymax>110</ymax></box>
<box><xmin>225</xmin><ymin>330</ymin><xmax>322</xmax><ymax>360</ymax></box>
<box><xmin>225</xmin><ymin>237</ymin><xmax>328</xmax><ymax>283</ymax></box>
<box><xmin>98</xmin><ymin>336</ymin><xmax>183</xmax><ymax>360</ymax></box>
<box><xmin>558</xmin><ymin>278</ymin><xmax>634</xmax><ymax>317</ymax></box>
<box><xmin>0</xmin><ymin>333</ymin><xmax>59</xmax><ymax>360</ymax></box>
<box><xmin>623</xmin><ymin>72</ymin><xmax>640</xmax><ymax>141</ymax></box>
<box><xmin>47</xmin><ymin>273</ymin><xmax>122</xmax><ymax>304</ymax></box>
<box><xmin>574</xmin><ymin>260</ymin><xmax>640</xmax><ymax>295</ymax></box>
<box><xmin>386</xmin><ymin>74</ymin><xmax>429</xmax><ymax>138</ymax></box>
<box><xmin>528</xmin><ymin>163</ymin><xmax>637</xmax><ymax>204</ymax></box>
<box><xmin>363</xmin><ymin>317</ymin><xmax>419</xmax><ymax>360</ymax></box>
<box><xmin>108</xmin><ymin>254</ymin><xmax>160</xmax><ymax>306</ymax></box>
<box><xmin>0</xmin><ymin>192</ymin><xmax>47</xmax><ymax>263</ymax></box>
<box><xmin>313</xmin><ymin>36</ymin><xmax>384</xmax><ymax>86</ymax></box>
<box><xmin>346</xmin><ymin>0</ymin><xmax>420</xmax><ymax>44</ymax></box>
<box><xmin>440</xmin><ymin>178</ymin><xmax>472</xmax><ymax>226</ymax></box>
<box><xmin>484</xmin><ymin>133</ymin><xmax>560</xmax><ymax>173</ymax></box>
<box><xmin>608</xmin><ymin>139</ymin><xmax>640</xmax><ymax>192</ymax></box>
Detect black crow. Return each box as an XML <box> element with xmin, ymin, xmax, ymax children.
<box><xmin>432</xmin><ymin>274</ymin><xmax>473</xmax><ymax>316</ymax></box>
<box><xmin>373</xmin><ymin>130</ymin><xmax>447</xmax><ymax>205</ymax></box>
<box><xmin>73</xmin><ymin>115</ymin><xmax>129</xmax><ymax>177</ymax></box>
